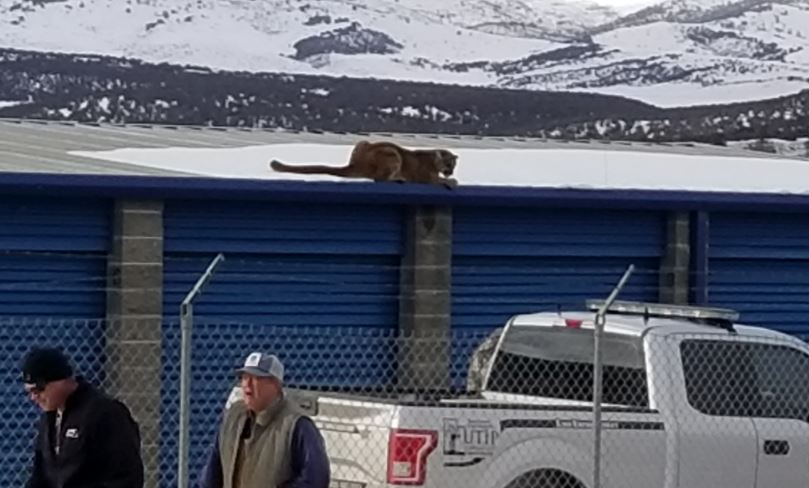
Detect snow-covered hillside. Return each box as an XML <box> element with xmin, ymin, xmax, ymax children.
<box><xmin>0</xmin><ymin>0</ymin><xmax>598</xmax><ymax>84</ymax></box>
<box><xmin>728</xmin><ymin>137</ymin><xmax>809</xmax><ymax>157</ymax></box>
<box><xmin>0</xmin><ymin>0</ymin><xmax>807</xmax><ymax>107</ymax></box>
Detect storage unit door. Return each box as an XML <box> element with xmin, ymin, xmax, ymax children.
<box><xmin>0</xmin><ymin>196</ymin><xmax>110</xmax><ymax>487</ymax></box>
<box><xmin>708</xmin><ymin>212</ymin><xmax>809</xmax><ymax>339</ymax></box>
<box><xmin>452</xmin><ymin>207</ymin><xmax>666</xmax><ymax>384</ymax></box>
<box><xmin>161</xmin><ymin>200</ymin><xmax>403</xmax><ymax>487</ymax></box>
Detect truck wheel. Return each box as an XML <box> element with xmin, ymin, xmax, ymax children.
<box><xmin>504</xmin><ymin>469</ymin><xmax>585</xmax><ymax>488</ymax></box>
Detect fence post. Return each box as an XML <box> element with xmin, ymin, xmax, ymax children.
<box><xmin>592</xmin><ymin>264</ymin><xmax>634</xmax><ymax>488</ymax></box>
<box><xmin>178</xmin><ymin>253</ymin><xmax>225</xmax><ymax>488</ymax></box>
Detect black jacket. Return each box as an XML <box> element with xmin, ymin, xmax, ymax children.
<box><xmin>26</xmin><ymin>378</ymin><xmax>144</xmax><ymax>488</ymax></box>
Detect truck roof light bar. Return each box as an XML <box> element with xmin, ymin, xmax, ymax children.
<box><xmin>585</xmin><ymin>299</ymin><xmax>739</xmax><ymax>323</ymax></box>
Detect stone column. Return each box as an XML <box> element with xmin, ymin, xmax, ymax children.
<box><xmin>106</xmin><ymin>200</ymin><xmax>163</xmax><ymax>488</ymax></box>
<box><xmin>691</xmin><ymin>211</ymin><xmax>710</xmax><ymax>305</ymax></box>
<box><xmin>397</xmin><ymin>206</ymin><xmax>453</xmax><ymax>390</ymax></box>
<box><xmin>659</xmin><ymin>211</ymin><xmax>690</xmax><ymax>305</ymax></box>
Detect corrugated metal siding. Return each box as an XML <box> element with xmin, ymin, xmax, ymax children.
<box><xmin>708</xmin><ymin>212</ymin><xmax>809</xmax><ymax>338</ymax></box>
<box><xmin>451</xmin><ymin>207</ymin><xmax>666</xmax><ymax>385</ymax></box>
<box><xmin>160</xmin><ymin>200</ymin><xmax>403</xmax><ymax>488</ymax></box>
<box><xmin>453</xmin><ymin>207</ymin><xmax>666</xmax><ymax>326</ymax></box>
<box><xmin>0</xmin><ymin>196</ymin><xmax>109</xmax><ymax>318</ymax></box>
<box><xmin>0</xmin><ymin>196</ymin><xmax>110</xmax><ymax>488</ymax></box>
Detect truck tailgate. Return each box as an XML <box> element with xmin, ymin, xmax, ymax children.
<box><xmin>312</xmin><ymin>396</ymin><xmax>397</xmax><ymax>487</ymax></box>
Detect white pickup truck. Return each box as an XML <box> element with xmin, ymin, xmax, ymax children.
<box><xmin>229</xmin><ymin>300</ymin><xmax>809</xmax><ymax>488</ymax></box>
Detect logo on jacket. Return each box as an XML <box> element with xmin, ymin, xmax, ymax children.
<box><xmin>65</xmin><ymin>428</ymin><xmax>79</xmax><ymax>439</ymax></box>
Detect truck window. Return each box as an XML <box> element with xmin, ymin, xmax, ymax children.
<box><xmin>485</xmin><ymin>325</ymin><xmax>649</xmax><ymax>408</ymax></box>
<box><xmin>681</xmin><ymin>339</ymin><xmax>809</xmax><ymax>420</ymax></box>
<box><xmin>754</xmin><ymin>344</ymin><xmax>809</xmax><ymax>419</ymax></box>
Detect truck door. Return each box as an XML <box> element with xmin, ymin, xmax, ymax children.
<box><xmin>747</xmin><ymin>342</ymin><xmax>809</xmax><ymax>488</ymax></box>
<box><xmin>676</xmin><ymin>338</ymin><xmax>759</xmax><ymax>488</ymax></box>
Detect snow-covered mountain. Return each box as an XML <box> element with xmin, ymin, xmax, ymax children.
<box><xmin>0</xmin><ymin>0</ymin><xmax>807</xmax><ymax>108</ymax></box>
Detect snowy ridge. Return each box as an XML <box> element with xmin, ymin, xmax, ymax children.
<box><xmin>0</xmin><ymin>0</ymin><xmax>807</xmax><ymax>107</ymax></box>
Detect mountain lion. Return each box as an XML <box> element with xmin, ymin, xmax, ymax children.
<box><xmin>269</xmin><ymin>140</ymin><xmax>458</xmax><ymax>188</ymax></box>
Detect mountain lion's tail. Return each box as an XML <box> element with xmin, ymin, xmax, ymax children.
<box><xmin>269</xmin><ymin>159</ymin><xmax>352</xmax><ymax>177</ymax></box>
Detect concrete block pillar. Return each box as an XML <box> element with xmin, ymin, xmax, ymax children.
<box><xmin>691</xmin><ymin>211</ymin><xmax>710</xmax><ymax>305</ymax></box>
<box><xmin>397</xmin><ymin>206</ymin><xmax>453</xmax><ymax>390</ymax></box>
<box><xmin>659</xmin><ymin>211</ymin><xmax>690</xmax><ymax>305</ymax></box>
<box><xmin>106</xmin><ymin>200</ymin><xmax>163</xmax><ymax>488</ymax></box>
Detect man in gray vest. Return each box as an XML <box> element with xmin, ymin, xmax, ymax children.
<box><xmin>198</xmin><ymin>352</ymin><xmax>330</xmax><ymax>488</ymax></box>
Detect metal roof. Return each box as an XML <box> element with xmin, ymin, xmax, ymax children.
<box><xmin>2</xmin><ymin>117</ymin><xmax>809</xmax><ymax>211</ymax></box>
<box><xmin>0</xmin><ymin>117</ymin><xmax>792</xmax><ymax>177</ymax></box>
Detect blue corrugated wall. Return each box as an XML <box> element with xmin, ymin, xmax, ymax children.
<box><xmin>160</xmin><ymin>200</ymin><xmax>404</xmax><ymax>487</ymax></box>
<box><xmin>708</xmin><ymin>212</ymin><xmax>809</xmax><ymax>339</ymax></box>
<box><xmin>450</xmin><ymin>207</ymin><xmax>666</xmax><ymax>385</ymax></box>
<box><xmin>0</xmin><ymin>196</ymin><xmax>110</xmax><ymax>487</ymax></box>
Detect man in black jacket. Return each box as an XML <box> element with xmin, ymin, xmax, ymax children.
<box><xmin>22</xmin><ymin>347</ymin><xmax>145</xmax><ymax>488</ymax></box>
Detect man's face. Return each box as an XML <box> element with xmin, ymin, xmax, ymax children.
<box><xmin>240</xmin><ymin>373</ymin><xmax>281</xmax><ymax>412</ymax></box>
<box><xmin>24</xmin><ymin>381</ymin><xmax>60</xmax><ymax>412</ymax></box>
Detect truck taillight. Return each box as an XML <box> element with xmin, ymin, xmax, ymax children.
<box><xmin>386</xmin><ymin>428</ymin><xmax>438</xmax><ymax>485</ymax></box>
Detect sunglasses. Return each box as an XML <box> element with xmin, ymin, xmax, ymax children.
<box><xmin>24</xmin><ymin>381</ymin><xmax>48</xmax><ymax>395</ymax></box>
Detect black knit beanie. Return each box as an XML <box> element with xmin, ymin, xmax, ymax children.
<box><xmin>21</xmin><ymin>347</ymin><xmax>74</xmax><ymax>385</ymax></box>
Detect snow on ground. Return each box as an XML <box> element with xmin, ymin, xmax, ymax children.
<box><xmin>567</xmin><ymin>78</ymin><xmax>809</xmax><ymax>108</ymax></box>
<box><xmin>707</xmin><ymin>4</ymin><xmax>809</xmax><ymax>58</ymax></box>
<box><xmin>71</xmin><ymin>142</ymin><xmax>809</xmax><ymax>195</ymax></box>
<box><xmin>594</xmin><ymin>22</ymin><xmax>691</xmax><ymax>54</ymax></box>
<box><xmin>727</xmin><ymin>137</ymin><xmax>809</xmax><ymax>158</ymax></box>
<box><xmin>606</xmin><ymin>0</ymin><xmax>659</xmax><ymax>14</ymax></box>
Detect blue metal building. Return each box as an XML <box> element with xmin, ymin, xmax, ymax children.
<box><xmin>1</xmin><ymin>118</ymin><xmax>808</xmax><ymax>486</ymax></box>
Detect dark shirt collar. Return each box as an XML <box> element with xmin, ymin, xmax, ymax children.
<box><xmin>61</xmin><ymin>377</ymin><xmax>91</xmax><ymax>413</ymax></box>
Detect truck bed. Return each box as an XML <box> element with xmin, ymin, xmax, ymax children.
<box><xmin>307</xmin><ymin>389</ymin><xmax>666</xmax><ymax>488</ymax></box>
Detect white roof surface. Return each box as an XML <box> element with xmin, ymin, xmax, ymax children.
<box><xmin>2</xmin><ymin>118</ymin><xmax>808</xmax><ymax>195</ymax></box>
<box><xmin>71</xmin><ymin>141</ymin><xmax>809</xmax><ymax>194</ymax></box>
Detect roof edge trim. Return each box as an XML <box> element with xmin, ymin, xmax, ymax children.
<box><xmin>3</xmin><ymin>171</ymin><xmax>809</xmax><ymax>211</ymax></box>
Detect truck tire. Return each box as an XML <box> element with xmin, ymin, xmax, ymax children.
<box><xmin>504</xmin><ymin>469</ymin><xmax>586</xmax><ymax>488</ymax></box>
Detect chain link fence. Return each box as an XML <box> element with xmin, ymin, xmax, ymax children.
<box><xmin>2</xmin><ymin>309</ymin><xmax>809</xmax><ymax>488</ymax></box>
<box><xmin>0</xmin><ymin>318</ymin><xmax>166</xmax><ymax>488</ymax></box>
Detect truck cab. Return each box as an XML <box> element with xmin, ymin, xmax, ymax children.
<box><xmin>468</xmin><ymin>300</ymin><xmax>809</xmax><ymax>488</ymax></box>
